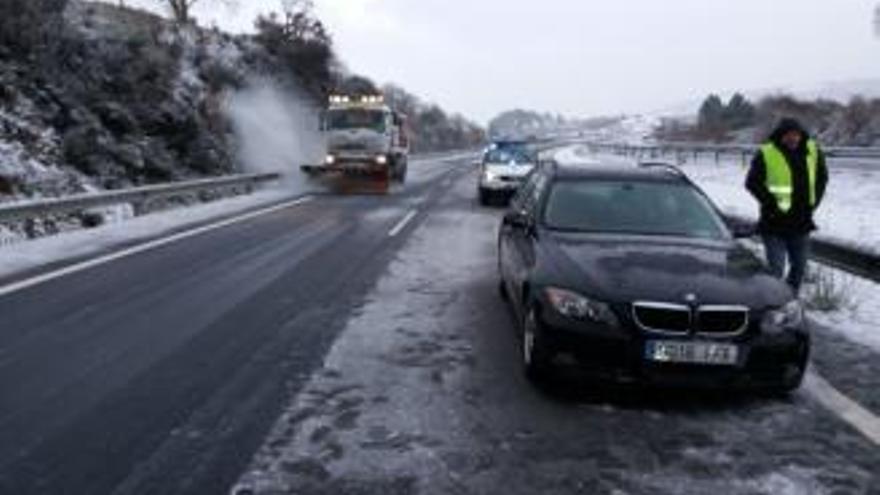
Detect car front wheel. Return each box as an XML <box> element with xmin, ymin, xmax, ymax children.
<box><xmin>522</xmin><ymin>306</ymin><xmax>554</xmax><ymax>382</ymax></box>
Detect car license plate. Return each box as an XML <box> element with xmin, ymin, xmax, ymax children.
<box><xmin>645</xmin><ymin>341</ymin><xmax>739</xmax><ymax>366</ymax></box>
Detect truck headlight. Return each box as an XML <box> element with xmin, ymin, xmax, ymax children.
<box><xmin>375</xmin><ymin>155</ymin><xmax>388</xmax><ymax>165</ymax></box>
<box><xmin>325</xmin><ymin>155</ymin><xmax>336</xmax><ymax>165</ymax></box>
<box><xmin>545</xmin><ymin>287</ymin><xmax>619</xmax><ymax>326</ymax></box>
<box><xmin>761</xmin><ymin>300</ymin><xmax>804</xmax><ymax>334</ymax></box>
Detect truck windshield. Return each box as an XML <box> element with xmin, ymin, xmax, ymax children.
<box><xmin>326</xmin><ymin>109</ymin><xmax>386</xmax><ymax>132</ymax></box>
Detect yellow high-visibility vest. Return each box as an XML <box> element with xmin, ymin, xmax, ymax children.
<box><xmin>760</xmin><ymin>139</ymin><xmax>818</xmax><ymax>212</ymax></box>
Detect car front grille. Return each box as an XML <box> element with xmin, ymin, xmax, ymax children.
<box><xmin>632</xmin><ymin>303</ymin><xmax>691</xmax><ymax>335</ymax></box>
<box><xmin>696</xmin><ymin>306</ymin><xmax>749</xmax><ymax>336</ymax></box>
<box><xmin>632</xmin><ymin>303</ymin><xmax>749</xmax><ymax>337</ymax></box>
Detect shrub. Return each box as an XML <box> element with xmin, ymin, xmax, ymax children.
<box><xmin>0</xmin><ymin>0</ymin><xmax>68</xmax><ymax>59</ymax></box>
<box><xmin>804</xmin><ymin>267</ymin><xmax>856</xmax><ymax>313</ymax></box>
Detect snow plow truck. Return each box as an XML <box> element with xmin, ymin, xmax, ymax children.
<box><xmin>302</xmin><ymin>93</ymin><xmax>410</xmax><ymax>192</ymax></box>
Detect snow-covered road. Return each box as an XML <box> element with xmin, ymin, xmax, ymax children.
<box><xmin>234</xmin><ymin>161</ymin><xmax>880</xmax><ymax>495</ymax></box>
<box><xmin>3</xmin><ymin>150</ymin><xmax>879</xmax><ymax>494</ymax></box>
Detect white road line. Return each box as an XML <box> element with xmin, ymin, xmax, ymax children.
<box><xmin>805</xmin><ymin>370</ymin><xmax>880</xmax><ymax>446</ymax></box>
<box><xmin>388</xmin><ymin>210</ymin><xmax>418</xmax><ymax>238</ymax></box>
<box><xmin>0</xmin><ymin>196</ymin><xmax>313</xmax><ymax>298</ymax></box>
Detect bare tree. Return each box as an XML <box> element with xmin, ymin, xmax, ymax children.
<box><xmin>278</xmin><ymin>0</ymin><xmax>329</xmax><ymax>44</ymax></box>
<box><xmin>162</xmin><ymin>0</ymin><xmax>197</xmax><ymax>23</ymax></box>
<box><xmin>253</xmin><ymin>0</ymin><xmax>334</xmax><ymax>98</ymax></box>
<box><xmin>158</xmin><ymin>0</ymin><xmax>234</xmax><ymax>24</ymax></box>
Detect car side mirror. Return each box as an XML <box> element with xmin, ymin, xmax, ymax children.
<box><xmin>725</xmin><ymin>217</ymin><xmax>755</xmax><ymax>239</ymax></box>
<box><xmin>504</xmin><ymin>210</ymin><xmax>534</xmax><ymax>232</ymax></box>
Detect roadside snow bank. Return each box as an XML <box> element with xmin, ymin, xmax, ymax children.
<box><xmin>804</xmin><ymin>264</ymin><xmax>880</xmax><ymax>354</ymax></box>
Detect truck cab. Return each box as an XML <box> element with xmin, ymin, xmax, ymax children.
<box><xmin>318</xmin><ymin>95</ymin><xmax>409</xmax><ymax>182</ymax></box>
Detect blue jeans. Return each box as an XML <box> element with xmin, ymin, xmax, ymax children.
<box><xmin>762</xmin><ymin>234</ymin><xmax>810</xmax><ymax>293</ymax></box>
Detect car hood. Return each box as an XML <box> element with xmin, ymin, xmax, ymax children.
<box><xmin>484</xmin><ymin>163</ymin><xmax>535</xmax><ymax>177</ymax></box>
<box><xmin>543</xmin><ymin>232</ymin><xmax>791</xmax><ymax>309</ymax></box>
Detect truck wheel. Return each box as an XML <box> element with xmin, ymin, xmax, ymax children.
<box><xmin>398</xmin><ymin>158</ymin><xmax>408</xmax><ymax>183</ymax></box>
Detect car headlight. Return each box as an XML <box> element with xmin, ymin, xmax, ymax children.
<box><xmin>324</xmin><ymin>154</ymin><xmax>336</xmax><ymax>165</ymax></box>
<box><xmin>545</xmin><ymin>287</ymin><xmax>619</xmax><ymax>326</ymax></box>
<box><xmin>482</xmin><ymin>170</ymin><xmax>498</xmax><ymax>182</ymax></box>
<box><xmin>761</xmin><ymin>300</ymin><xmax>804</xmax><ymax>334</ymax></box>
<box><xmin>375</xmin><ymin>155</ymin><xmax>388</xmax><ymax>165</ymax></box>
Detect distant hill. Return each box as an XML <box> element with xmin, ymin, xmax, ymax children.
<box><xmin>652</xmin><ymin>78</ymin><xmax>880</xmax><ymax>118</ymax></box>
<box><xmin>487</xmin><ymin>109</ymin><xmax>569</xmax><ymax>140</ymax></box>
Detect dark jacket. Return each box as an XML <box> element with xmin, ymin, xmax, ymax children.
<box><xmin>745</xmin><ymin>119</ymin><xmax>828</xmax><ymax>235</ymax></box>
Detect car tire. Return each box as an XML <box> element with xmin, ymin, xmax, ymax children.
<box><xmin>498</xmin><ymin>279</ymin><xmax>509</xmax><ymax>301</ymax></box>
<box><xmin>522</xmin><ymin>306</ymin><xmax>554</xmax><ymax>382</ymax></box>
<box><xmin>770</xmin><ymin>358</ymin><xmax>808</xmax><ymax>397</ymax></box>
<box><xmin>478</xmin><ymin>188</ymin><xmax>491</xmax><ymax>206</ymax></box>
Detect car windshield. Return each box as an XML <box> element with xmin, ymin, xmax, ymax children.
<box><xmin>484</xmin><ymin>149</ymin><xmax>533</xmax><ymax>165</ymax></box>
<box><xmin>326</xmin><ymin>109</ymin><xmax>386</xmax><ymax>132</ymax></box>
<box><xmin>543</xmin><ymin>180</ymin><xmax>729</xmax><ymax>239</ymax></box>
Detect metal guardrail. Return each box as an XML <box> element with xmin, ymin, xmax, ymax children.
<box><xmin>584</xmin><ymin>141</ymin><xmax>880</xmax><ymax>162</ymax></box>
<box><xmin>0</xmin><ymin>172</ymin><xmax>281</xmax><ymax>224</ymax></box>
<box><xmin>0</xmin><ymin>150</ymin><xmax>474</xmax><ymax>226</ymax></box>
<box><xmin>724</xmin><ymin>214</ymin><xmax>880</xmax><ymax>283</ymax></box>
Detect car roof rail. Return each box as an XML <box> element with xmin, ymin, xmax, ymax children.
<box><xmin>638</xmin><ymin>161</ymin><xmax>687</xmax><ymax>178</ymax></box>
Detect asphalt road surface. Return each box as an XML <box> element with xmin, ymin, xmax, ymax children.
<box><xmin>1</xmin><ymin>155</ymin><xmax>879</xmax><ymax>495</ymax></box>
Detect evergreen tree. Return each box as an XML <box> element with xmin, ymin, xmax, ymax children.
<box><xmin>697</xmin><ymin>94</ymin><xmax>725</xmax><ymax>129</ymax></box>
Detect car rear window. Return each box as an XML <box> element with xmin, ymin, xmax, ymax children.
<box><xmin>543</xmin><ymin>180</ymin><xmax>729</xmax><ymax>239</ymax></box>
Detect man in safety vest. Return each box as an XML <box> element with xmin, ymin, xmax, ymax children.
<box><xmin>746</xmin><ymin>118</ymin><xmax>829</xmax><ymax>294</ymax></box>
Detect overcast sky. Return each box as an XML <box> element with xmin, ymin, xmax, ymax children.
<box><xmin>127</xmin><ymin>0</ymin><xmax>880</xmax><ymax>123</ymax></box>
